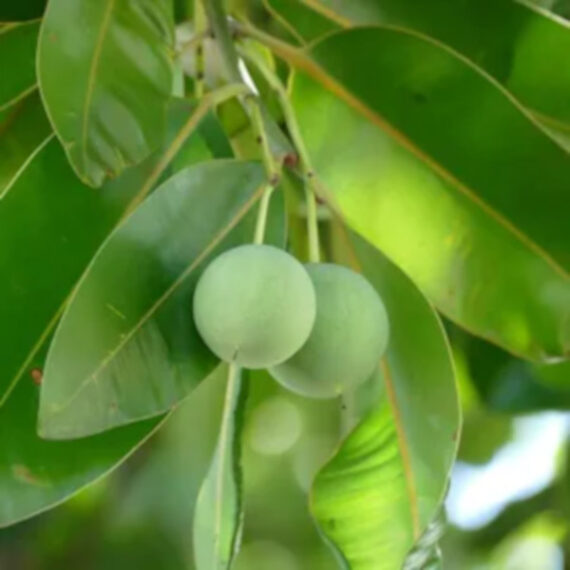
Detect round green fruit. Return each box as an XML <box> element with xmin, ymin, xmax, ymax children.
<box><xmin>193</xmin><ymin>244</ymin><xmax>316</xmax><ymax>369</ymax></box>
<box><xmin>270</xmin><ymin>263</ymin><xmax>389</xmax><ymax>398</ymax></box>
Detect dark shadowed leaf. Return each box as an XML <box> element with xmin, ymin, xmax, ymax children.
<box><xmin>0</xmin><ymin>21</ymin><xmax>39</xmax><ymax>109</ymax></box>
<box><xmin>38</xmin><ymin>160</ymin><xmax>286</xmax><ymax>439</ymax></box>
<box><xmin>0</xmin><ymin>90</ymin><xmax>52</xmax><ymax>199</ymax></box>
<box><xmin>311</xmin><ymin>228</ymin><xmax>459</xmax><ymax>570</ymax></box>
<box><xmin>0</xmin><ymin>1</ymin><xmax>46</xmax><ymax>22</ymax></box>
<box><xmin>38</xmin><ymin>0</ymin><xmax>175</xmax><ymax>186</ymax></box>
<box><xmin>0</xmin><ymin>101</ymin><xmax>218</xmax><ymax>406</ymax></box>
<box><xmin>285</xmin><ymin>27</ymin><xmax>570</xmax><ymax>361</ymax></box>
<box><xmin>193</xmin><ymin>364</ymin><xmax>246</xmax><ymax>570</ymax></box>
<box><xmin>452</xmin><ymin>325</ymin><xmax>570</xmax><ymax>412</ymax></box>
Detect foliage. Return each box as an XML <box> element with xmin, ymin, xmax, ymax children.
<box><xmin>0</xmin><ymin>0</ymin><xmax>568</xmax><ymax>569</ymax></box>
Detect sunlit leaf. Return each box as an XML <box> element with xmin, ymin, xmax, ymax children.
<box><xmin>38</xmin><ymin>0</ymin><xmax>175</xmax><ymax>186</ymax></box>
<box><xmin>311</xmin><ymin>229</ymin><xmax>460</xmax><ymax>569</ymax></box>
<box><xmin>285</xmin><ymin>27</ymin><xmax>570</xmax><ymax>361</ymax></box>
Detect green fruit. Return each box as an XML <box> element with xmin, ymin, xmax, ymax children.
<box><xmin>270</xmin><ymin>264</ymin><xmax>389</xmax><ymax>398</ymax></box>
<box><xmin>193</xmin><ymin>244</ymin><xmax>316</xmax><ymax>369</ymax></box>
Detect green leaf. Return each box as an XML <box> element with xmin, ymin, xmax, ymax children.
<box><xmin>0</xmin><ymin>351</ymin><xmax>164</xmax><ymax>527</ymax></box>
<box><xmin>0</xmin><ymin>21</ymin><xmax>39</xmax><ymax>109</ymax></box>
<box><xmin>39</xmin><ymin>160</ymin><xmax>286</xmax><ymax>439</ymax></box>
<box><xmin>37</xmin><ymin>0</ymin><xmax>175</xmax><ymax>186</ymax></box>
<box><xmin>0</xmin><ymin>101</ymin><xmax>217</xmax><ymax>406</ymax></box>
<box><xmin>285</xmin><ymin>27</ymin><xmax>570</xmax><ymax>361</ymax></box>
<box><xmin>311</xmin><ymin>229</ymin><xmax>460</xmax><ymax>570</ymax></box>
<box><xmin>0</xmin><ymin>2</ymin><xmax>46</xmax><ymax>22</ymax></box>
<box><xmin>274</xmin><ymin>0</ymin><xmax>570</xmax><ymax>129</ymax></box>
<box><xmin>193</xmin><ymin>364</ymin><xmax>246</xmax><ymax>570</ymax></box>
<box><xmin>0</xmin><ymin>90</ymin><xmax>52</xmax><ymax>199</ymax></box>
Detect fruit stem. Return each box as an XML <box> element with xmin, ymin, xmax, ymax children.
<box><xmin>253</xmin><ymin>184</ymin><xmax>274</xmax><ymax>244</ymax></box>
<box><xmin>201</xmin><ymin>0</ymin><xmax>282</xmax><ymax>247</ymax></box>
<box><xmin>237</xmin><ymin>45</ymin><xmax>320</xmax><ymax>262</ymax></box>
<box><xmin>248</xmin><ymin>95</ymin><xmax>281</xmax><ymax>244</ymax></box>
<box><xmin>193</xmin><ymin>0</ymin><xmax>207</xmax><ymax>98</ymax></box>
<box><xmin>247</xmin><ymin>95</ymin><xmax>281</xmax><ymax>186</ymax></box>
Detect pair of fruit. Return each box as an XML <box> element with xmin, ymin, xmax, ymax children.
<box><xmin>193</xmin><ymin>244</ymin><xmax>389</xmax><ymax>398</ymax></box>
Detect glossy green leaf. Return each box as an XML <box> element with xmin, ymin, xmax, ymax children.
<box><xmin>286</xmin><ymin>28</ymin><xmax>570</xmax><ymax>361</ymax></box>
<box><xmin>0</xmin><ymin>90</ymin><xmax>52</xmax><ymax>199</ymax></box>
<box><xmin>0</xmin><ymin>21</ymin><xmax>39</xmax><ymax>109</ymax></box>
<box><xmin>193</xmin><ymin>364</ymin><xmax>246</xmax><ymax>570</ymax></box>
<box><xmin>39</xmin><ymin>160</ymin><xmax>285</xmax><ymax>439</ymax></box>
<box><xmin>311</xmin><ymin>230</ymin><xmax>459</xmax><ymax>570</ymax></box>
<box><xmin>0</xmin><ymin>101</ymin><xmax>217</xmax><ymax>406</ymax></box>
<box><xmin>0</xmin><ymin>2</ymin><xmax>46</xmax><ymax>22</ymax></box>
<box><xmin>277</xmin><ymin>0</ymin><xmax>570</xmax><ymax>128</ymax></box>
<box><xmin>37</xmin><ymin>0</ymin><xmax>175</xmax><ymax>186</ymax></box>
<box><xmin>0</xmin><ymin>352</ymin><xmax>164</xmax><ymax>527</ymax></box>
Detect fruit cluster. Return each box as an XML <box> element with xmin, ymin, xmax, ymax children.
<box><xmin>193</xmin><ymin>244</ymin><xmax>389</xmax><ymax>398</ymax></box>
